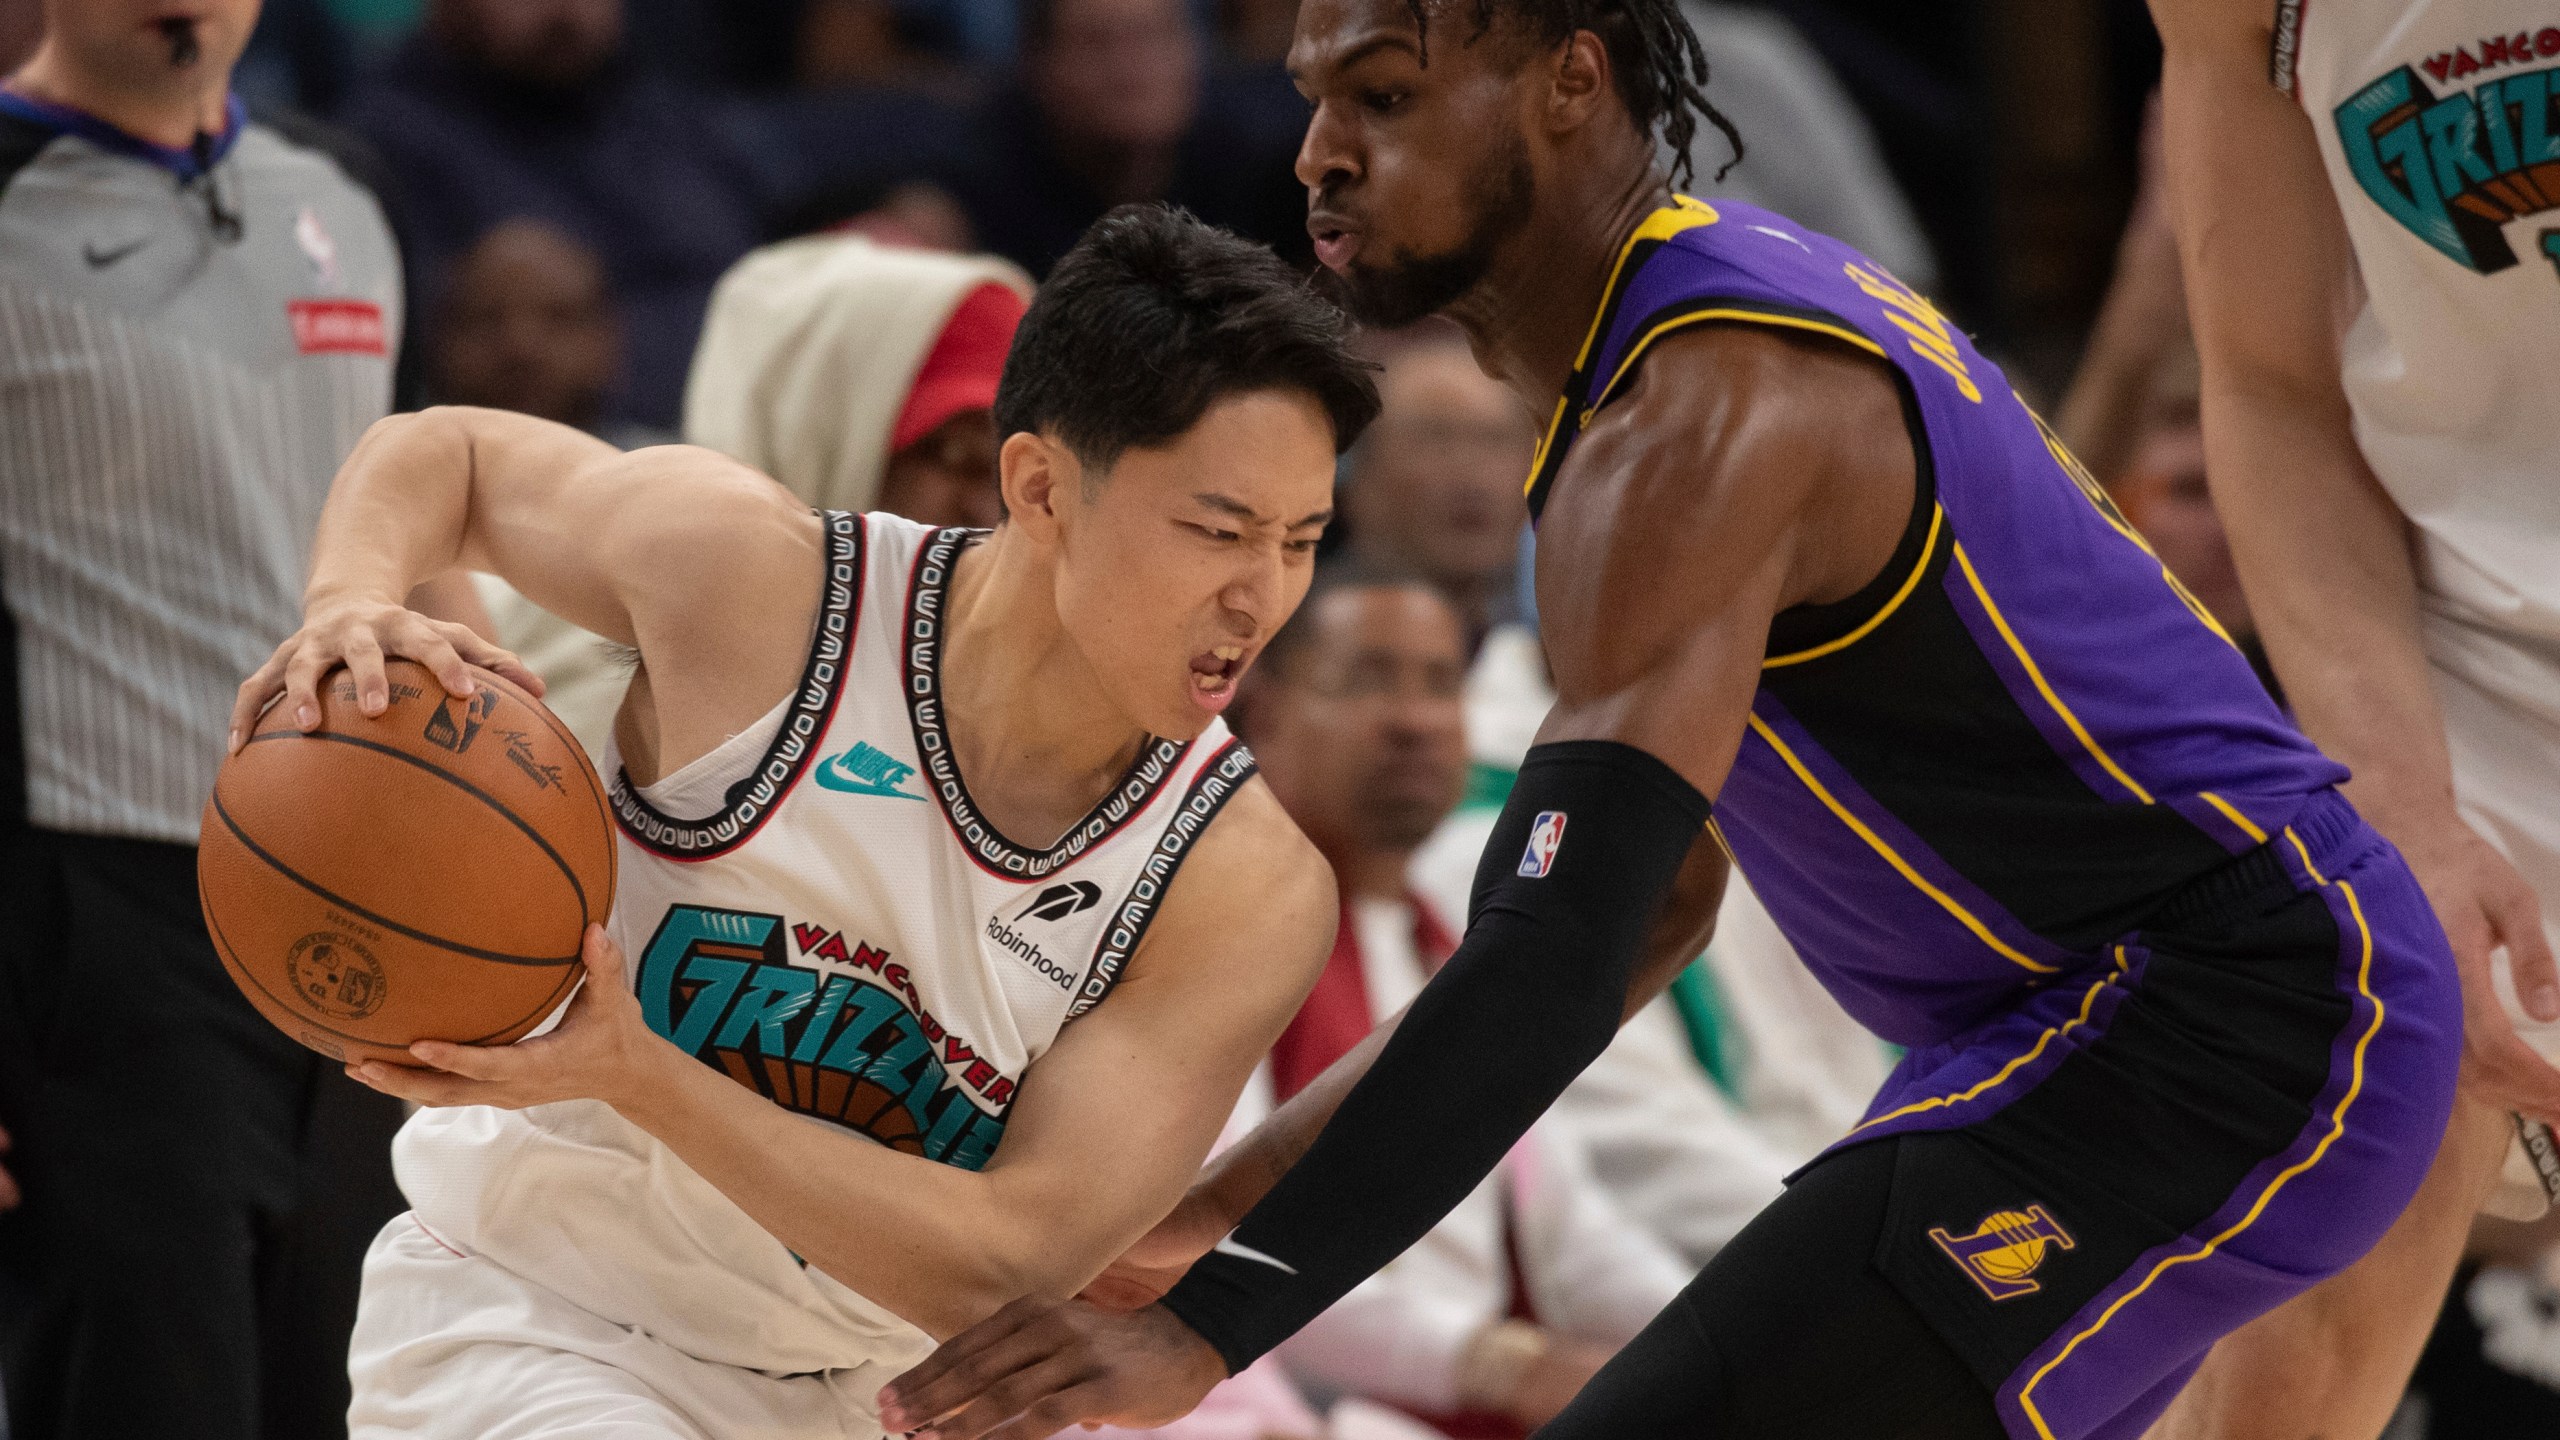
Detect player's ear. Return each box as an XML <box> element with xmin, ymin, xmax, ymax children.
<box><xmin>999</xmin><ymin>430</ymin><xmax>1072</xmax><ymax>544</ymax></box>
<box><xmin>1545</xmin><ymin>29</ymin><xmax>1612</xmax><ymax>134</ymax></box>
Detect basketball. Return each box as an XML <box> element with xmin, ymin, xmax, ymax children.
<box><xmin>198</xmin><ymin>659</ymin><xmax>617</xmax><ymax>1065</ymax></box>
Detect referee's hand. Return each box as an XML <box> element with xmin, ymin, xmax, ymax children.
<box><xmin>229</xmin><ymin>599</ymin><xmax>541</xmax><ymax>752</ymax></box>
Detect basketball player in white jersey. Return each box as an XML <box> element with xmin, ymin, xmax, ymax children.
<box><xmin>2148</xmin><ymin>3</ymin><xmax>2560</xmax><ymax>1435</ymax></box>
<box><xmin>225</xmin><ymin>207</ymin><xmax>1378</xmax><ymax>1438</ymax></box>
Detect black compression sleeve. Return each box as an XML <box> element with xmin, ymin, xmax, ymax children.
<box><xmin>1159</xmin><ymin>739</ymin><xmax>1712</xmax><ymax>1370</ymax></box>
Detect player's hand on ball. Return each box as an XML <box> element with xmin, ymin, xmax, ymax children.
<box><xmin>347</xmin><ymin>926</ymin><xmax>665</xmax><ymax>1113</ymax></box>
<box><xmin>878</xmin><ymin>1298</ymin><xmax>1227</xmax><ymax>1440</ymax></box>
<box><xmin>230</xmin><ymin>594</ymin><xmax>541</xmax><ymax>752</ymax></box>
<box><xmin>2397</xmin><ymin>815</ymin><xmax>2560</xmax><ymax>1125</ymax></box>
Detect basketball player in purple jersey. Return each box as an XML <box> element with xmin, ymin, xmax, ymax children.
<box><xmin>878</xmin><ymin>2</ymin><xmax>2476</xmax><ymax>1437</ymax></box>
<box><xmin>2144</xmin><ymin>2</ymin><xmax>2560</xmax><ymax>1437</ymax></box>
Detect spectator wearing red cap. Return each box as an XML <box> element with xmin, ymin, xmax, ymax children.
<box><xmin>684</xmin><ymin>232</ymin><xmax>1032</xmax><ymax>527</ymax></box>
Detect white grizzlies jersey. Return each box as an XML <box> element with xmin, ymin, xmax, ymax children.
<box><xmin>2281</xmin><ymin>1</ymin><xmax>2560</xmax><ymax>699</ymax></box>
<box><xmin>392</xmin><ymin>512</ymin><xmax>1259</xmax><ymax>1378</ymax></box>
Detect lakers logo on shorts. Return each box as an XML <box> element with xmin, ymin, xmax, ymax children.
<box><xmin>1930</xmin><ymin>1205</ymin><xmax>2075</xmax><ymax>1301</ymax></box>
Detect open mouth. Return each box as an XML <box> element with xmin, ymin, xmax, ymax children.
<box><xmin>1190</xmin><ymin>645</ymin><xmax>1247</xmax><ymax>703</ymax></box>
<box><xmin>1308</xmin><ymin>213</ymin><xmax>1362</xmax><ymax>272</ymax></box>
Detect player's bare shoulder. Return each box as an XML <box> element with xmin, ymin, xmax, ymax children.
<box><xmin>1536</xmin><ymin>323</ymin><xmax>1913</xmax><ymax>686</ymax></box>
<box><xmin>595</xmin><ymin>442</ymin><xmax>826</xmax><ymax>594</ymax></box>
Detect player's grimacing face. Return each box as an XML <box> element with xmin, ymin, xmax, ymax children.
<box><xmin>1291</xmin><ymin>0</ymin><xmax>1538</xmax><ymax>326</ymax></box>
<box><xmin>1052</xmin><ymin>390</ymin><xmax>1339</xmax><ymax>740</ymax></box>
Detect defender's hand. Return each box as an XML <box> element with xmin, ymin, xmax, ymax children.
<box><xmin>348</xmin><ymin>926</ymin><xmax>666</xmax><ymax>1114</ymax></box>
<box><xmin>0</xmin><ymin>1122</ymin><xmax>19</xmax><ymax>1213</ymax></box>
<box><xmin>879</xmin><ymin>1299</ymin><xmax>1227</xmax><ymax>1440</ymax></box>
<box><xmin>229</xmin><ymin>598</ymin><xmax>540</xmax><ymax>752</ymax></box>
<box><xmin>2397</xmin><ymin>815</ymin><xmax>2560</xmax><ymax>1125</ymax></box>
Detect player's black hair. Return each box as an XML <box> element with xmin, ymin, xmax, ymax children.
<box><xmin>996</xmin><ymin>205</ymin><xmax>1381</xmax><ymax>469</ymax></box>
<box><xmin>1416</xmin><ymin>0</ymin><xmax>1743</xmax><ymax>188</ymax></box>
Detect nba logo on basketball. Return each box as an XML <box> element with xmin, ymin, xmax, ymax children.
<box><xmin>1518</xmin><ymin>811</ymin><xmax>1567</xmax><ymax>878</ymax></box>
<box><xmin>1930</xmin><ymin>1205</ymin><xmax>2075</xmax><ymax>1301</ymax></box>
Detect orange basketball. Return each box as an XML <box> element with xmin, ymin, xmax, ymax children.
<box><xmin>199</xmin><ymin>658</ymin><xmax>616</xmax><ymax>1065</ymax></box>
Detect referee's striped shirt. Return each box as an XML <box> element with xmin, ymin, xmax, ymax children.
<box><xmin>0</xmin><ymin>91</ymin><xmax>400</xmax><ymax>845</ymax></box>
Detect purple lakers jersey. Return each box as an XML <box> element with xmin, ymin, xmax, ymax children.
<box><xmin>1528</xmin><ymin>197</ymin><xmax>2347</xmax><ymax>1047</ymax></box>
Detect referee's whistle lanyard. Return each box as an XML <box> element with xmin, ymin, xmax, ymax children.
<box><xmin>187</xmin><ymin>132</ymin><xmax>244</xmax><ymax>245</ymax></box>
<box><xmin>0</xmin><ymin>81</ymin><xmax>244</xmax><ymax>244</ymax></box>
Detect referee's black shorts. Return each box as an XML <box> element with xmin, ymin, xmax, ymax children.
<box><xmin>0</xmin><ymin>829</ymin><xmax>408</xmax><ymax>1440</ymax></box>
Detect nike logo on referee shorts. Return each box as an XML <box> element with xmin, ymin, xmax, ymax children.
<box><xmin>1212</xmin><ymin>1235</ymin><xmax>1298</xmax><ymax>1275</ymax></box>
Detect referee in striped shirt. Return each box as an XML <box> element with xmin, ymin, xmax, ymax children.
<box><xmin>0</xmin><ymin>4</ymin><xmax>490</xmax><ymax>1435</ymax></box>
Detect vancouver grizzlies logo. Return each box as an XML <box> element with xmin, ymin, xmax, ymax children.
<box><xmin>637</xmin><ymin>904</ymin><xmax>1012</xmax><ymax>1169</ymax></box>
<box><xmin>2334</xmin><ymin>36</ymin><xmax>2560</xmax><ymax>283</ymax></box>
<box><xmin>1930</xmin><ymin>1205</ymin><xmax>2076</xmax><ymax>1301</ymax></box>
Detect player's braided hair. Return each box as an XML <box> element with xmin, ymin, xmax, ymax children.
<box><xmin>1407</xmin><ymin>0</ymin><xmax>1743</xmax><ymax>188</ymax></box>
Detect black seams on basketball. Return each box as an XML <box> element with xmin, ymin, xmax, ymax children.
<box><xmin>199</xmin><ymin>659</ymin><xmax>618</xmax><ymax>1064</ymax></box>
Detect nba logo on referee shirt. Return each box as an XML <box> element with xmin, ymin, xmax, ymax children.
<box><xmin>1518</xmin><ymin>811</ymin><xmax>1567</xmax><ymax>877</ymax></box>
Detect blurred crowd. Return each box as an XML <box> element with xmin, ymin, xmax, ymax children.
<box><xmin>0</xmin><ymin>1</ymin><xmax>2555</xmax><ymax>1438</ymax></box>
<box><xmin>1</xmin><ymin>0</ymin><xmax>2187</xmax><ymax>430</ymax></box>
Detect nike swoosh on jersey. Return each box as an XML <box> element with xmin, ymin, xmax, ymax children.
<box><xmin>812</xmin><ymin>750</ymin><xmax>925</xmax><ymax>799</ymax></box>
<box><xmin>1211</xmin><ymin>1235</ymin><xmax>1298</xmax><ymax>1275</ymax></box>
<box><xmin>82</xmin><ymin>238</ymin><xmax>149</xmax><ymax>268</ymax></box>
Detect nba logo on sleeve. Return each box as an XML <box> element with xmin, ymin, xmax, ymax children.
<box><xmin>1518</xmin><ymin>811</ymin><xmax>1567</xmax><ymax>877</ymax></box>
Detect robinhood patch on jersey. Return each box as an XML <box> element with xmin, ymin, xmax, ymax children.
<box><xmin>2333</xmin><ymin>51</ymin><xmax>2560</xmax><ymax>282</ymax></box>
<box><xmin>636</xmin><ymin>904</ymin><xmax>1012</xmax><ymax>1171</ymax></box>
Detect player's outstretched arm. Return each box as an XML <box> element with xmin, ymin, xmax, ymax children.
<box><xmin>879</xmin><ymin>325</ymin><xmax>1916</xmax><ymax>1439</ymax></box>
<box><xmin>2150</xmin><ymin>0</ymin><xmax>2560</xmax><ymax>1120</ymax></box>
<box><xmin>228</xmin><ymin>406</ymin><xmax>820</xmax><ymax>750</ymax></box>
<box><xmin>1082</xmin><ymin>825</ymin><xmax>1728</xmax><ymax>1314</ymax></box>
<box><xmin>352</xmin><ymin>779</ymin><xmax>1337</xmax><ymax>1342</ymax></box>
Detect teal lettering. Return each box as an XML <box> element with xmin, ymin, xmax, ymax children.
<box><xmin>713</xmin><ymin>964</ymin><xmax>816</xmax><ymax>1054</ymax></box>
<box><xmin>792</xmin><ymin>978</ymin><xmax>851</xmax><ymax>1063</ymax></box>
<box><xmin>918</xmin><ymin>1085</ymin><xmax>981</xmax><ymax>1162</ymax></box>
<box><xmin>859</xmin><ymin>1017</ymin><xmax>934</xmax><ymax>1097</ymax></box>
<box><xmin>2337</xmin><ymin>70</ymin><xmax>2473</xmax><ymax>267</ymax></box>
<box><xmin>945</xmin><ymin>1111</ymin><xmax>1005</xmax><ymax>1172</ymax></box>
<box><xmin>2422</xmin><ymin>94</ymin><xmax>2494</xmax><ymax>197</ymax></box>
<box><xmin>2513</xmin><ymin>71</ymin><xmax>2559</xmax><ymax>164</ymax></box>
<box><xmin>638</xmin><ymin>906</ymin><xmax>779</xmax><ymax>1041</ymax></box>
<box><xmin>665</xmin><ymin>955</ymin><xmax>749</xmax><ymax>1055</ymax></box>
<box><xmin>2480</xmin><ymin>76</ymin><xmax>2523</xmax><ymax>172</ymax></box>
<box><xmin>817</xmin><ymin>984</ymin><xmax>910</xmax><ymax>1071</ymax></box>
